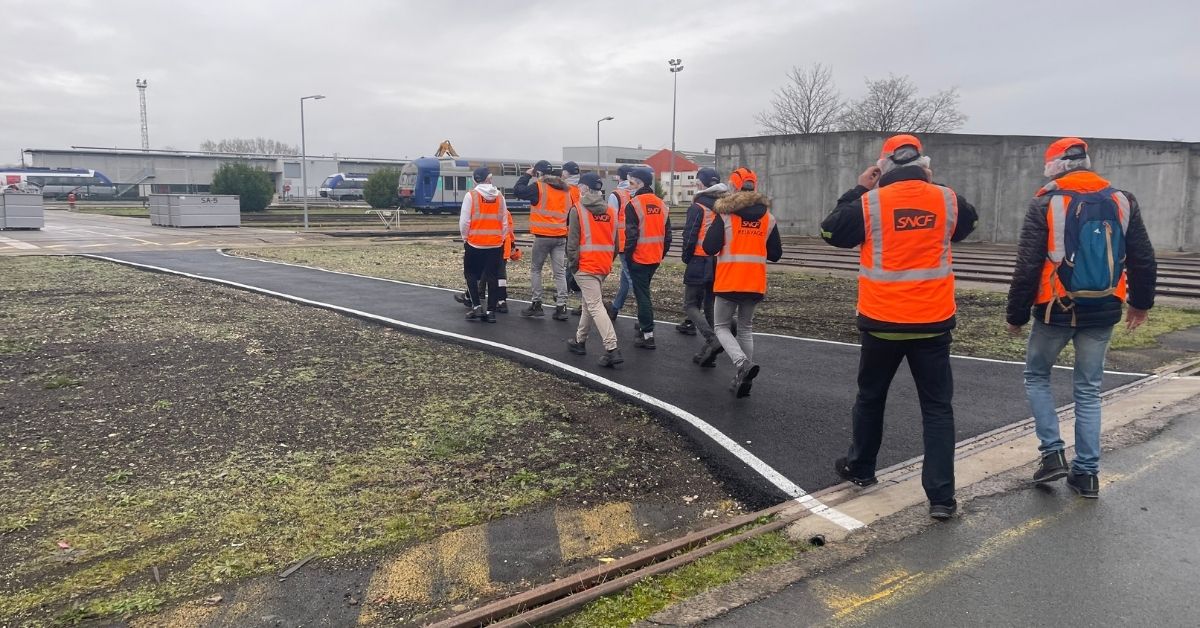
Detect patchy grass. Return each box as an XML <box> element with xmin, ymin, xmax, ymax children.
<box><xmin>74</xmin><ymin>206</ymin><xmax>149</xmax><ymax>217</ymax></box>
<box><xmin>235</xmin><ymin>242</ymin><xmax>1200</xmax><ymax>371</ymax></box>
<box><xmin>552</xmin><ymin>529</ymin><xmax>805</xmax><ymax>628</ymax></box>
<box><xmin>0</xmin><ymin>256</ymin><xmax>733</xmax><ymax>626</ymax></box>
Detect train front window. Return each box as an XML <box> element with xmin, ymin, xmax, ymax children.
<box><xmin>321</xmin><ymin>176</ymin><xmax>338</xmax><ymax>188</ymax></box>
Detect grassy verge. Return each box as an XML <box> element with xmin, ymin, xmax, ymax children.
<box><xmin>552</xmin><ymin>529</ymin><xmax>805</xmax><ymax>628</ymax></box>
<box><xmin>0</xmin><ymin>257</ymin><xmax>730</xmax><ymax>626</ymax></box>
<box><xmin>233</xmin><ymin>242</ymin><xmax>1200</xmax><ymax>370</ymax></box>
<box><xmin>74</xmin><ymin>206</ymin><xmax>149</xmax><ymax>217</ymax></box>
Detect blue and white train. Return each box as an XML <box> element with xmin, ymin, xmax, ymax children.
<box><xmin>318</xmin><ymin>172</ymin><xmax>371</xmax><ymax>201</ymax></box>
<box><xmin>397</xmin><ymin>157</ymin><xmax>623</xmax><ymax>214</ymax></box>
<box><xmin>1</xmin><ymin>168</ymin><xmax>116</xmax><ymax>199</ymax></box>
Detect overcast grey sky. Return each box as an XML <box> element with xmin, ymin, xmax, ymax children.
<box><xmin>3</xmin><ymin>0</ymin><xmax>1197</xmax><ymax>163</ymax></box>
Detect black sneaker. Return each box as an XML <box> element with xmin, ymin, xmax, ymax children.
<box><xmin>694</xmin><ymin>338</ymin><xmax>723</xmax><ymax>368</ymax></box>
<box><xmin>497</xmin><ymin>301</ymin><xmax>508</xmax><ymax>314</ymax></box>
<box><xmin>454</xmin><ymin>292</ymin><xmax>471</xmax><ymax>308</ymax></box>
<box><xmin>606</xmin><ymin>302</ymin><xmax>619</xmax><ymax>320</ymax></box>
<box><xmin>834</xmin><ymin>457</ymin><xmax>878</xmax><ymax>487</ymax></box>
<box><xmin>465</xmin><ymin>306</ymin><xmax>483</xmax><ymax>321</ymax></box>
<box><xmin>566</xmin><ymin>338</ymin><xmax>587</xmax><ymax>355</ymax></box>
<box><xmin>634</xmin><ymin>335</ymin><xmax>656</xmax><ymax>350</ymax></box>
<box><xmin>520</xmin><ymin>300</ymin><xmax>544</xmax><ymax>317</ymax></box>
<box><xmin>734</xmin><ymin>361</ymin><xmax>760</xmax><ymax>398</ymax></box>
<box><xmin>484</xmin><ymin>311</ymin><xmax>497</xmax><ymax>324</ymax></box>
<box><xmin>1067</xmin><ymin>470</ymin><xmax>1100</xmax><ymax>499</ymax></box>
<box><xmin>676</xmin><ymin>320</ymin><xmax>697</xmax><ymax>335</ymax></box>
<box><xmin>599</xmin><ymin>348</ymin><xmax>624</xmax><ymax>368</ymax></box>
<box><xmin>552</xmin><ymin>305</ymin><xmax>569</xmax><ymax>321</ymax></box>
<box><xmin>1032</xmin><ymin>450</ymin><xmax>1069</xmax><ymax>484</ymax></box>
<box><xmin>929</xmin><ymin>501</ymin><xmax>958</xmax><ymax>520</ymax></box>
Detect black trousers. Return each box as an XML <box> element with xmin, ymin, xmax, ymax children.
<box><xmin>464</xmin><ymin>245</ymin><xmax>502</xmax><ymax>311</ymax></box>
<box><xmin>846</xmin><ymin>331</ymin><xmax>956</xmax><ymax>505</ymax></box>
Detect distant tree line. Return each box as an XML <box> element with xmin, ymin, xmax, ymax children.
<box><xmin>756</xmin><ymin>63</ymin><xmax>967</xmax><ymax>135</ymax></box>
<box><xmin>200</xmin><ymin>138</ymin><xmax>300</xmax><ymax>156</ymax></box>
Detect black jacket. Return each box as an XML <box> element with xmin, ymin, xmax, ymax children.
<box><xmin>680</xmin><ymin>189</ymin><xmax>726</xmax><ymax>286</ymax></box>
<box><xmin>702</xmin><ymin>191</ymin><xmax>783</xmax><ymax>302</ymax></box>
<box><xmin>1006</xmin><ymin>170</ymin><xmax>1157</xmax><ymax>328</ymax></box>
<box><xmin>820</xmin><ymin>165</ymin><xmax>979</xmax><ymax>333</ymax></box>
<box><xmin>622</xmin><ymin>186</ymin><xmax>673</xmax><ymax>264</ymax></box>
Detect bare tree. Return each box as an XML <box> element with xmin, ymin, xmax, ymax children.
<box><xmin>839</xmin><ymin>74</ymin><xmax>967</xmax><ymax>133</ymax></box>
<box><xmin>756</xmin><ymin>63</ymin><xmax>842</xmax><ymax>135</ymax></box>
<box><xmin>200</xmin><ymin>137</ymin><xmax>301</xmax><ymax>155</ymax></box>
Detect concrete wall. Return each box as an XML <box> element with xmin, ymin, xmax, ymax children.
<box><xmin>715</xmin><ymin>132</ymin><xmax>1199</xmax><ymax>251</ymax></box>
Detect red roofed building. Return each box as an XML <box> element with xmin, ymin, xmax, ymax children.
<box><xmin>642</xmin><ymin>149</ymin><xmax>701</xmax><ymax>206</ymax></box>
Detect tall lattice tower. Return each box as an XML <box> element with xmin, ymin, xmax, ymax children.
<box><xmin>136</xmin><ymin>79</ymin><xmax>149</xmax><ymax>150</ymax></box>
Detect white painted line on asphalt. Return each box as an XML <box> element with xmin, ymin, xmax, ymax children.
<box><xmin>221</xmin><ymin>250</ymin><xmax>1148</xmax><ymax>378</ymax></box>
<box><xmin>85</xmin><ymin>253</ymin><xmax>865</xmax><ymax>531</ymax></box>
<box><xmin>0</xmin><ymin>235</ymin><xmax>38</xmax><ymax>250</ymax></box>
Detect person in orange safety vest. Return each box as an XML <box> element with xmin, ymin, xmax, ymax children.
<box><xmin>514</xmin><ymin>160</ymin><xmax>574</xmax><ymax>320</ymax></box>
<box><xmin>459</xmin><ymin>167</ymin><xmax>511</xmax><ymax>323</ymax></box>
<box><xmin>820</xmin><ymin>134</ymin><xmax>979</xmax><ymax>521</ymax></box>
<box><xmin>565</xmin><ymin>173</ymin><xmax>624</xmax><ymax>368</ymax></box>
<box><xmin>622</xmin><ymin>167</ymin><xmax>673</xmax><ymax>349</ymax></box>
<box><xmin>700</xmin><ymin>171</ymin><xmax>781</xmax><ymax>397</ymax></box>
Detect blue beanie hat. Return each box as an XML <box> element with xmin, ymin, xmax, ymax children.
<box><xmin>472</xmin><ymin>167</ymin><xmax>491</xmax><ymax>183</ymax></box>
<box><xmin>534</xmin><ymin>160</ymin><xmax>553</xmax><ymax>175</ymax></box>
<box><xmin>562</xmin><ymin>161</ymin><xmax>580</xmax><ymax>176</ymax></box>
<box><xmin>697</xmin><ymin>167</ymin><xmax>720</xmax><ymax>187</ymax></box>
<box><xmin>579</xmin><ymin>172</ymin><xmax>604</xmax><ymax>191</ymax></box>
<box><xmin>616</xmin><ymin>164</ymin><xmax>635</xmax><ymax>181</ymax></box>
<box><xmin>630</xmin><ymin>167</ymin><xmax>654</xmax><ymax>188</ymax></box>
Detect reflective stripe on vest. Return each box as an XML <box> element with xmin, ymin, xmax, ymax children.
<box><xmin>631</xmin><ymin>194</ymin><xmax>667</xmax><ymax>264</ymax></box>
<box><xmin>693</xmin><ymin>202</ymin><xmax>717</xmax><ymax>256</ymax></box>
<box><xmin>714</xmin><ymin>212</ymin><xmax>774</xmax><ymax>294</ymax></box>
<box><xmin>857</xmin><ymin>182</ymin><xmax>958</xmax><ymax>325</ymax></box>
<box><xmin>530</xmin><ymin>180</ymin><xmax>569</xmax><ymax>237</ymax></box>
<box><xmin>466</xmin><ymin>190</ymin><xmax>504</xmax><ymax>247</ymax></box>
<box><xmin>576</xmin><ymin>202</ymin><xmax>619</xmax><ymax>275</ymax></box>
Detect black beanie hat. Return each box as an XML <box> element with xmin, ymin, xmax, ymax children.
<box><xmin>472</xmin><ymin>167</ymin><xmax>490</xmax><ymax>183</ymax></box>
<box><xmin>534</xmin><ymin>160</ymin><xmax>553</xmax><ymax>175</ymax></box>
<box><xmin>562</xmin><ymin>161</ymin><xmax>580</xmax><ymax>176</ymax></box>
<box><xmin>579</xmin><ymin>172</ymin><xmax>604</xmax><ymax>191</ymax></box>
<box><xmin>630</xmin><ymin>167</ymin><xmax>654</xmax><ymax>188</ymax></box>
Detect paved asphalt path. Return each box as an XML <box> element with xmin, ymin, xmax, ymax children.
<box><xmin>706</xmin><ymin>407</ymin><xmax>1200</xmax><ymax>627</ymax></box>
<box><xmin>89</xmin><ymin>250</ymin><xmax>1140</xmax><ymax>508</ymax></box>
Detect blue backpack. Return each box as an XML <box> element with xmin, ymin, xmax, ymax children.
<box><xmin>1046</xmin><ymin>188</ymin><xmax>1128</xmax><ymax>307</ymax></box>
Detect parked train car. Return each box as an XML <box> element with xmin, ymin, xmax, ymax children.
<box><xmin>1</xmin><ymin>168</ymin><xmax>116</xmax><ymax>199</ymax></box>
<box><xmin>397</xmin><ymin>157</ymin><xmax>623</xmax><ymax>214</ymax></box>
<box><xmin>318</xmin><ymin>172</ymin><xmax>371</xmax><ymax>201</ymax></box>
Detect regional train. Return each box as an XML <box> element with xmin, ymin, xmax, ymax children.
<box><xmin>396</xmin><ymin>157</ymin><xmax>623</xmax><ymax>214</ymax></box>
<box><xmin>1</xmin><ymin>168</ymin><xmax>116</xmax><ymax>199</ymax></box>
<box><xmin>318</xmin><ymin>172</ymin><xmax>371</xmax><ymax>201</ymax></box>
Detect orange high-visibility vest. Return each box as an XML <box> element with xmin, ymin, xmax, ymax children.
<box><xmin>530</xmin><ymin>180</ymin><xmax>570</xmax><ymax>237</ymax></box>
<box><xmin>714</xmin><ymin>212</ymin><xmax>774</xmax><ymax>294</ymax></box>
<box><xmin>575</xmin><ymin>203</ymin><xmax>619</xmax><ymax>276</ymax></box>
<box><xmin>630</xmin><ymin>193</ymin><xmax>667</xmax><ymax>264</ymax></box>
<box><xmin>692</xmin><ymin>200</ymin><xmax>717</xmax><ymax>257</ymax></box>
<box><xmin>465</xmin><ymin>190</ymin><xmax>504</xmax><ymax>248</ymax></box>
<box><xmin>613</xmin><ymin>187</ymin><xmax>633</xmax><ymax>252</ymax></box>
<box><xmin>1035</xmin><ymin>174</ymin><xmax>1130</xmax><ymax>307</ymax></box>
<box><xmin>502</xmin><ymin>209</ymin><xmax>516</xmax><ymax>260</ymax></box>
<box><xmin>858</xmin><ymin>181</ymin><xmax>958</xmax><ymax>324</ymax></box>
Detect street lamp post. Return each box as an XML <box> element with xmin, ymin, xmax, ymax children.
<box><xmin>668</xmin><ymin>58</ymin><xmax>684</xmax><ymax>205</ymax></box>
<box><xmin>596</xmin><ymin>116</ymin><xmax>614</xmax><ymax>173</ymax></box>
<box><xmin>299</xmin><ymin>94</ymin><xmax>326</xmax><ymax>230</ymax></box>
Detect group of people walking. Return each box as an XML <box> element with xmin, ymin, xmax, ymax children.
<box><xmin>458</xmin><ymin>134</ymin><xmax>1158</xmax><ymax>519</ymax></box>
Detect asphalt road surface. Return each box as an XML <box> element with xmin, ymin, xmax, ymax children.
<box><xmin>86</xmin><ymin>249</ymin><xmax>1141</xmax><ymax>509</ymax></box>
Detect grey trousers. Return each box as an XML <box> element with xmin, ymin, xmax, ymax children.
<box><xmin>714</xmin><ymin>296</ymin><xmax>757</xmax><ymax>366</ymax></box>
<box><xmin>530</xmin><ymin>236</ymin><xmax>567</xmax><ymax>305</ymax></box>
<box><xmin>573</xmin><ymin>272</ymin><xmax>618</xmax><ymax>351</ymax></box>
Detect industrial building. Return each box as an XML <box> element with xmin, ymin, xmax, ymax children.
<box><xmin>22</xmin><ymin>147</ymin><xmax>408</xmax><ymax>199</ymax></box>
<box><xmin>562</xmin><ymin>145</ymin><xmax>715</xmax><ymax>168</ymax></box>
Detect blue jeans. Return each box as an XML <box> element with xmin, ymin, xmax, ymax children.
<box><xmin>1023</xmin><ymin>320</ymin><xmax>1113</xmax><ymax>475</ymax></box>
<box><xmin>613</xmin><ymin>260</ymin><xmax>632</xmax><ymax>310</ymax></box>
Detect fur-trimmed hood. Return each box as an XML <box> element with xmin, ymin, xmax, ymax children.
<box><xmin>540</xmin><ymin>175</ymin><xmax>567</xmax><ymax>191</ymax></box>
<box><xmin>714</xmin><ymin>191</ymin><xmax>771</xmax><ymax>219</ymax></box>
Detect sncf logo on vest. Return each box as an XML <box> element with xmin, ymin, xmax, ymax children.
<box><xmin>644</xmin><ymin>205</ymin><xmax>663</xmax><ymax>215</ymax></box>
<box><xmin>893</xmin><ymin>208</ymin><xmax>937</xmax><ymax>232</ymax></box>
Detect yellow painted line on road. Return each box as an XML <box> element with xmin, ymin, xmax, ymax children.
<box><xmin>555</xmin><ymin>502</ymin><xmax>639</xmax><ymax>561</ymax></box>
<box><xmin>172</xmin><ymin>240</ymin><xmax>200</xmax><ymax>246</ymax></box>
<box><xmin>358</xmin><ymin>526</ymin><xmax>492</xmax><ymax>625</ymax></box>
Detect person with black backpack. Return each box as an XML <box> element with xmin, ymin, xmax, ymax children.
<box><xmin>1006</xmin><ymin>137</ymin><xmax>1157</xmax><ymax>499</ymax></box>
